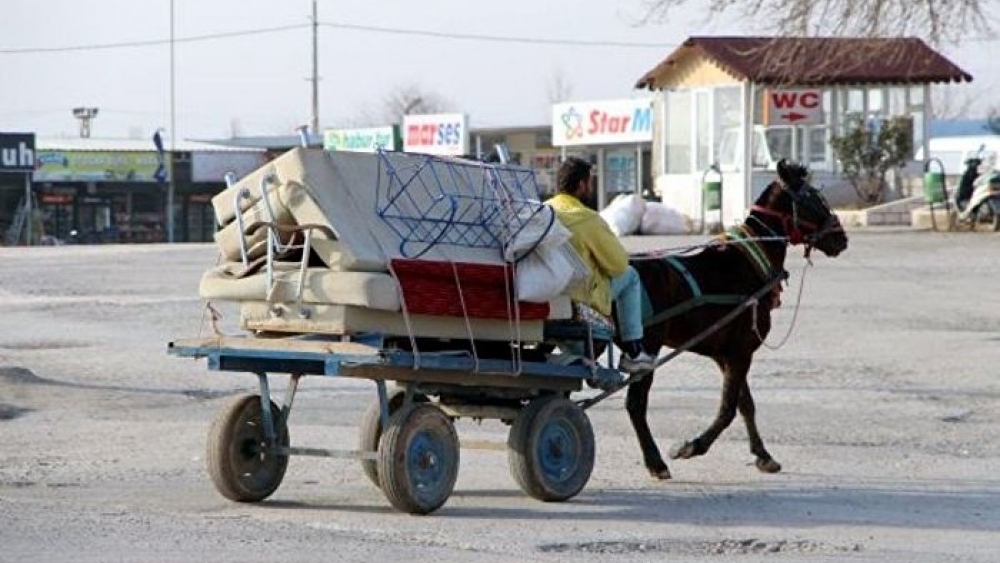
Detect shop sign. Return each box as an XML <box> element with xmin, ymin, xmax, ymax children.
<box><xmin>402</xmin><ymin>113</ymin><xmax>469</xmax><ymax>156</ymax></box>
<box><xmin>0</xmin><ymin>132</ymin><xmax>36</xmax><ymax>173</ymax></box>
<box><xmin>552</xmin><ymin>98</ymin><xmax>653</xmax><ymax>147</ymax></box>
<box><xmin>324</xmin><ymin>126</ymin><xmax>399</xmax><ymax>152</ymax></box>
<box><xmin>34</xmin><ymin>150</ymin><xmax>165</xmax><ymax>183</ymax></box>
<box><xmin>766</xmin><ymin>89</ymin><xmax>823</xmax><ymax>125</ymax></box>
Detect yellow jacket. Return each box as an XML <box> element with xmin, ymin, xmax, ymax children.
<box><xmin>546</xmin><ymin>193</ymin><xmax>629</xmax><ymax>316</ymax></box>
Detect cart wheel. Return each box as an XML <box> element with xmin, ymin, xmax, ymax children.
<box><xmin>357</xmin><ymin>388</ymin><xmax>427</xmax><ymax>488</ymax></box>
<box><xmin>507</xmin><ymin>395</ymin><xmax>594</xmax><ymax>502</ymax></box>
<box><xmin>377</xmin><ymin>403</ymin><xmax>459</xmax><ymax>515</ymax></box>
<box><xmin>206</xmin><ymin>394</ymin><xmax>289</xmax><ymax>503</ymax></box>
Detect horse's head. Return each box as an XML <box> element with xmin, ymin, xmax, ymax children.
<box><xmin>750</xmin><ymin>159</ymin><xmax>848</xmax><ymax>257</ymax></box>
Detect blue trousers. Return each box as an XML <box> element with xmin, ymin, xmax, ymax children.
<box><xmin>610</xmin><ymin>265</ymin><xmax>643</xmax><ymax>342</ymax></box>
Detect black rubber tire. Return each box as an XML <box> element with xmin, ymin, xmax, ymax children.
<box><xmin>358</xmin><ymin>387</ymin><xmax>428</xmax><ymax>488</ymax></box>
<box><xmin>206</xmin><ymin>394</ymin><xmax>289</xmax><ymax>503</ymax></box>
<box><xmin>377</xmin><ymin>403</ymin><xmax>459</xmax><ymax>515</ymax></box>
<box><xmin>507</xmin><ymin>395</ymin><xmax>594</xmax><ymax>502</ymax></box>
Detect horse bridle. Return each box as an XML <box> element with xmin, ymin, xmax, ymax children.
<box><xmin>750</xmin><ymin>180</ymin><xmax>842</xmax><ymax>250</ymax></box>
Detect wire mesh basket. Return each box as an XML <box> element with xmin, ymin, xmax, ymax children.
<box><xmin>375</xmin><ymin>150</ymin><xmax>549</xmax><ymax>259</ymax></box>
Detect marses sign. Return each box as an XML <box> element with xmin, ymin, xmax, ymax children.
<box><xmin>766</xmin><ymin>89</ymin><xmax>823</xmax><ymax>126</ymax></box>
<box><xmin>1</xmin><ymin>133</ymin><xmax>36</xmax><ymax>173</ymax></box>
<box><xmin>552</xmin><ymin>98</ymin><xmax>653</xmax><ymax>147</ymax></box>
<box><xmin>403</xmin><ymin>113</ymin><xmax>469</xmax><ymax>156</ymax></box>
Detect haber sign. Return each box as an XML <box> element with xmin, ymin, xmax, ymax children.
<box><xmin>767</xmin><ymin>89</ymin><xmax>824</xmax><ymax>126</ymax></box>
<box><xmin>402</xmin><ymin>113</ymin><xmax>469</xmax><ymax>156</ymax></box>
<box><xmin>552</xmin><ymin>98</ymin><xmax>653</xmax><ymax>147</ymax></box>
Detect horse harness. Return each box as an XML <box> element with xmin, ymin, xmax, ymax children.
<box><xmin>640</xmin><ymin>226</ymin><xmax>785</xmax><ymax>328</ymax></box>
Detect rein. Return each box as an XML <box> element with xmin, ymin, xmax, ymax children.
<box><xmin>579</xmin><ymin>270</ymin><xmax>788</xmax><ymax>411</ymax></box>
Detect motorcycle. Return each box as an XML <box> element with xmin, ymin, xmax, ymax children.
<box><xmin>954</xmin><ymin>146</ymin><xmax>1000</xmax><ymax>231</ymax></box>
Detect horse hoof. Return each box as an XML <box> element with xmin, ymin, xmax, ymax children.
<box><xmin>648</xmin><ymin>466</ymin><xmax>672</xmax><ymax>480</ymax></box>
<box><xmin>669</xmin><ymin>441</ymin><xmax>696</xmax><ymax>460</ymax></box>
<box><xmin>756</xmin><ymin>458</ymin><xmax>782</xmax><ymax>473</ymax></box>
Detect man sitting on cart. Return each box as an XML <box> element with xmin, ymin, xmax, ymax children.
<box><xmin>546</xmin><ymin>156</ymin><xmax>656</xmax><ymax>375</ymax></box>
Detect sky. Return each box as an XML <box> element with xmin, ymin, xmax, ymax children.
<box><xmin>1</xmin><ymin>0</ymin><xmax>997</xmax><ymax>142</ymax></box>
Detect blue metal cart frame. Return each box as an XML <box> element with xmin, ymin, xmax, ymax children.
<box><xmin>169</xmin><ymin>323</ymin><xmax>622</xmax><ymax>515</ymax></box>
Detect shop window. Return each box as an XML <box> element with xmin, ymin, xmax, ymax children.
<box><xmin>604</xmin><ymin>149</ymin><xmax>638</xmax><ymax>195</ymax></box>
<box><xmin>665</xmin><ymin>90</ymin><xmax>691</xmax><ymax>174</ymax></box>
<box><xmin>713</xmin><ymin>86</ymin><xmax>743</xmax><ymax>172</ymax></box>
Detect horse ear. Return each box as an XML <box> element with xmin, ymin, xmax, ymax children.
<box><xmin>776</xmin><ymin>158</ymin><xmax>791</xmax><ymax>182</ymax></box>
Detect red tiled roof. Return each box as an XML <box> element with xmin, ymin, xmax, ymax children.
<box><xmin>635</xmin><ymin>36</ymin><xmax>973</xmax><ymax>89</ymax></box>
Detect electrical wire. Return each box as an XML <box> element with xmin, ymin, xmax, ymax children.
<box><xmin>4</xmin><ymin>18</ymin><xmax>995</xmax><ymax>56</ymax></box>
<box><xmin>0</xmin><ymin>23</ymin><xmax>309</xmax><ymax>54</ymax></box>
<box><xmin>320</xmin><ymin>21</ymin><xmax>675</xmax><ymax>49</ymax></box>
<box><xmin>0</xmin><ymin>20</ymin><xmax>674</xmax><ymax>55</ymax></box>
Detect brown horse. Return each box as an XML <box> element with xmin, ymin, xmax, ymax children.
<box><xmin>626</xmin><ymin>160</ymin><xmax>848</xmax><ymax>479</ymax></box>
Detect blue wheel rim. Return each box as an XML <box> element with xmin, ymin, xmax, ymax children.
<box><xmin>536</xmin><ymin>419</ymin><xmax>578</xmax><ymax>483</ymax></box>
<box><xmin>407</xmin><ymin>430</ymin><xmax>449</xmax><ymax>500</ymax></box>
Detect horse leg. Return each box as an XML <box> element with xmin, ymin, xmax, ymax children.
<box><xmin>625</xmin><ymin>373</ymin><xmax>672</xmax><ymax>479</ymax></box>
<box><xmin>737</xmin><ymin>380</ymin><xmax>782</xmax><ymax>473</ymax></box>
<box><xmin>670</xmin><ymin>355</ymin><xmax>746</xmax><ymax>460</ymax></box>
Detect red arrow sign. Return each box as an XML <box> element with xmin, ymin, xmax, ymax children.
<box><xmin>781</xmin><ymin>112</ymin><xmax>808</xmax><ymax>123</ymax></box>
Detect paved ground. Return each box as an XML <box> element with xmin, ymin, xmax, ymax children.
<box><xmin>1</xmin><ymin>230</ymin><xmax>998</xmax><ymax>563</ymax></box>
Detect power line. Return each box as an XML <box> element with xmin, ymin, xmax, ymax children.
<box><xmin>320</xmin><ymin>21</ymin><xmax>676</xmax><ymax>49</ymax></box>
<box><xmin>5</xmin><ymin>18</ymin><xmax>999</xmax><ymax>56</ymax></box>
<box><xmin>0</xmin><ymin>23</ymin><xmax>309</xmax><ymax>54</ymax></box>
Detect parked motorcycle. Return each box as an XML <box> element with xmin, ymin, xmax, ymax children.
<box><xmin>954</xmin><ymin>146</ymin><xmax>1000</xmax><ymax>231</ymax></box>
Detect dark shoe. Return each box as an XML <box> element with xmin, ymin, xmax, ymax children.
<box><xmin>618</xmin><ymin>351</ymin><xmax>656</xmax><ymax>374</ymax></box>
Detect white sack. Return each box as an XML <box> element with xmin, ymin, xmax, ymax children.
<box><xmin>640</xmin><ymin>201</ymin><xmax>692</xmax><ymax>235</ymax></box>
<box><xmin>600</xmin><ymin>193</ymin><xmax>646</xmax><ymax>236</ymax></box>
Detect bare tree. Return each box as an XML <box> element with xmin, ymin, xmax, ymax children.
<box><xmin>357</xmin><ymin>84</ymin><xmax>452</xmax><ymax>126</ymax></box>
<box><xmin>638</xmin><ymin>0</ymin><xmax>992</xmax><ymax>45</ymax></box>
<box><xmin>930</xmin><ymin>85</ymin><xmax>977</xmax><ymax>120</ymax></box>
<box><xmin>547</xmin><ymin>68</ymin><xmax>575</xmax><ymax>105</ymax></box>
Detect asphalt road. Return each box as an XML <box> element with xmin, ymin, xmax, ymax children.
<box><xmin>1</xmin><ymin>230</ymin><xmax>998</xmax><ymax>562</ymax></box>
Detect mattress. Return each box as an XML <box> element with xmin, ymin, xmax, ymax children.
<box><xmin>213</xmin><ymin>180</ymin><xmax>297</xmax><ymax>262</ymax></box>
<box><xmin>199</xmin><ymin>265</ymin><xmax>402</xmax><ymax>311</ymax></box>
<box><xmin>241</xmin><ymin>301</ymin><xmax>548</xmax><ymax>342</ymax></box>
<box><xmin>203</xmin><ymin>262</ymin><xmax>573</xmax><ymax>320</ymax></box>
<box><xmin>212</xmin><ymin>149</ymin><xmax>544</xmax><ymax>271</ymax></box>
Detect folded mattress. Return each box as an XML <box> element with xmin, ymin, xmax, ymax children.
<box><xmin>241</xmin><ymin>301</ymin><xmax>548</xmax><ymax>342</ymax></box>
<box><xmin>212</xmin><ymin>149</ymin><xmax>541</xmax><ymax>271</ymax></box>
<box><xmin>199</xmin><ymin>265</ymin><xmax>402</xmax><ymax>311</ymax></box>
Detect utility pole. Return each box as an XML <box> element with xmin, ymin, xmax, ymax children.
<box><xmin>310</xmin><ymin>0</ymin><xmax>319</xmax><ymax>137</ymax></box>
<box><xmin>167</xmin><ymin>0</ymin><xmax>177</xmax><ymax>243</ymax></box>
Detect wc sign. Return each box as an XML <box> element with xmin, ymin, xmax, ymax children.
<box><xmin>0</xmin><ymin>133</ymin><xmax>36</xmax><ymax>174</ymax></box>
<box><xmin>766</xmin><ymin>89</ymin><xmax>823</xmax><ymax>126</ymax></box>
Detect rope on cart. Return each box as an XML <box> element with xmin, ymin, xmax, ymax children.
<box><xmin>451</xmin><ymin>261</ymin><xmax>481</xmax><ymax>373</ymax></box>
<box><xmin>577</xmin><ymin>271</ymin><xmax>788</xmax><ymax>411</ymax></box>
<box><xmin>371</xmin><ymin>163</ymin><xmax>423</xmax><ymax>368</ymax></box>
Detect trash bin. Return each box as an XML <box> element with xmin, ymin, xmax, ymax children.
<box><xmin>923</xmin><ymin>159</ymin><xmax>946</xmax><ymax>204</ymax></box>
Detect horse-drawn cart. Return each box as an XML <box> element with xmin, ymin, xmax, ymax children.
<box><xmin>169</xmin><ymin>146</ymin><xmax>847</xmax><ymax>515</ymax></box>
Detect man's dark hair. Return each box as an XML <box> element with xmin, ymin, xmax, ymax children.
<box><xmin>557</xmin><ymin>156</ymin><xmax>592</xmax><ymax>195</ymax></box>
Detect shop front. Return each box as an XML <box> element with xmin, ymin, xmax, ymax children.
<box><xmin>551</xmin><ymin>98</ymin><xmax>653</xmax><ymax>209</ymax></box>
<box><xmin>0</xmin><ymin>132</ymin><xmax>37</xmax><ymax>244</ymax></box>
<box><xmin>635</xmin><ymin>36</ymin><xmax>973</xmax><ymax>229</ymax></box>
<box><xmin>28</xmin><ymin>140</ymin><xmax>266</xmax><ymax>243</ymax></box>
<box><xmin>33</xmin><ymin>146</ymin><xmax>166</xmax><ymax>242</ymax></box>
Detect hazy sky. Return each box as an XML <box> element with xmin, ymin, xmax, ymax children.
<box><xmin>1</xmin><ymin>0</ymin><xmax>995</xmax><ymax>141</ymax></box>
